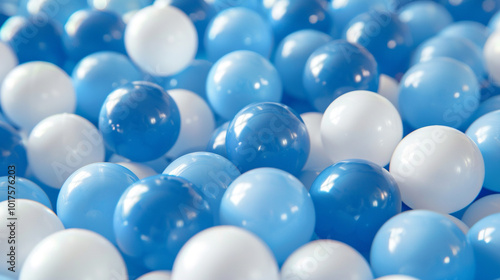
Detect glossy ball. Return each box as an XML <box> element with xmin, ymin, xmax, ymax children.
<box><xmin>439</xmin><ymin>21</ymin><xmax>489</xmax><ymax>50</ymax></box>
<box><xmin>114</xmin><ymin>174</ymin><xmax>213</xmax><ymax>270</ymax></box>
<box><xmin>462</xmin><ymin>194</ymin><xmax>500</xmax><ymax>228</ymax></box>
<box><xmin>98</xmin><ymin>81</ymin><xmax>181</xmax><ymax>162</ymax></box>
<box><xmin>300</xmin><ymin>112</ymin><xmax>333</xmax><ymax>172</ymax></box>
<box><xmin>117</xmin><ymin>162</ymin><xmax>157</xmax><ymax>179</ymax></box>
<box><xmin>281</xmin><ymin>240</ymin><xmax>373</xmax><ymax>280</ymax></box>
<box><xmin>273</xmin><ymin>30</ymin><xmax>333</xmax><ymax>100</ymax></box>
<box><xmin>162</xmin><ymin>59</ymin><xmax>212</xmax><ymax>100</ymax></box>
<box><xmin>28</xmin><ymin>113</ymin><xmax>105</xmax><ymax>189</ymax></box>
<box><xmin>399</xmin><ymin>58</ymin><xmax>480</xmax><ymax>129</ymax></box>
<box><xmin>321</xmin><ymin>90</ymin><xmax>402</xmax><ymax>166</ymax></box>
<box><xmin>484</xmin><ymin>31</ymin><xmax>500</xmax><ymax>86</ymax></box>
<box><xmin>0</xmin><ymin>177</ymin><xmax>51</xmax><ymax>209</ymax></box>
<box><xmin>371</xmin><ymin>210</ymin><xmax>475</xmax><ymax>279</ymax></box>
<box><xmin>0</xmin><ymin>122</ymin><xmax>27</xmax><ymax>177</ymax></box>
<box><xmin>438</xmin><ymin>0</ymin><xmax>500</xmax><ymax>25</ymax></box>
<box><xmin>206</xmin><ymin>51</ymin><xmax>282</xmax><ymax>120</ymax></box>
<box><xmin>467</xmin><ymin>212</ymin><xmax>500</xmax><ymax>280</ymax></box>
<box><xmin>171</xmin><ymin>226</ymin><xmax>280</xmax><ymax>280</ymax></box>
<box><xmin>225</xmin><ymin>102</ymin><xmax>309</xmax><ymax>175</ymax></box>
<box><xmin>461</xmin><ymin>95</ymin><xmax>500</xmax><ymax>130</ymax></box>
<box><xmin>220</xmin><ymin>168</ymin><xmax>315</xmax><ymax>263</ymax></box>
<box><xmin>489</xmin><ymin>10</ymin><xmax>500</xmax><ymax>30</ymax></box>
<box><xmin>378</xmin><ymin>74</ymin><xmax>399</xmax><ymax>111</ymax></box>
<box><xmin>206</xmin><ymin>121</ymin><xmax>229</xmax><ymax>158</ymax></box>
<box><xmin>72</xmin><ymin>51</ymin><xmax>143</xmax><ymax>124</ymax></box>
<box><xmin>26</xmin><ymin>0</ymin><xmax>88</xmax><ymax>29</ymax></box>
<box><xmin>91</xmin><ymin>0</ymin><xmax>153</xmax><ymax>15</ymax></box>
<box><xmin>375</xmin><ymin>276</ymin><xmax>419</xmax><ymax>280</ymax></box>
<box><xmin>19</xmin><ymin>229</ymin><xmax>127</xmax><ymax>280</ymax></box>
<box><xmin>303</xmin><ymin>40</ymin><xmax>379</xmax><ymax>112</ymax></box>
<box><xmin>390</xmin><ymin>126</ymin><xmax>484</xmax><ymax>214</ymax></box>
<box><xmin>137</xmin><ymin>271</ymin><xmax>171</xmax><ymax>280</ymax></box>
<box><xmin>0</xmin><ymin>42</ymin><xmax>17</xmax><ymax>87</ymax></box>
<box><xmin>125</xmin><ymin>5</ymin><xmax>197</xmax><ymax>76</ymax></box>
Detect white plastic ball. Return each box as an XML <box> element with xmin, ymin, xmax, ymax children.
<box><xmin>165</xmin><ymin>89</ymin><xmax>215</xmax><ymax>159</ymax></box>
<box><xmin>27</xmin><ymin>113</ymin><xmax>105</xmax><ymax>189</ymax></box>
<box><xmin>0</xmin><ymin>199</ymin><xmax>64</xmax><ymax>278</ymax></box>
<box><xmin>19</xmin><ymin>229</ymin><xmax>127</xmax><ymax>280</ymax></box>
<box><xmin>171</xmin><ymin>226</ymin><xmax>280</xmax><ymax>280</ymax></box>
<box><xmin>137</xmin><ymin>271</ymin><xmax>171</xmax><ymax>280</ymax></box>
<box><xmin>0</xmin><ymin>41</ymin><xmax>17</xmax><ymax>87</ymax></box>
<box><xmin>320</xmin><ymin>90</ymin><xmax>403</xmax><ymax>167</ymax></box>
<box><xmin>446</xmin><ymin>214</ymin><xmax>469</xmax><ymax>234</ymax></box>
<box><xmin>300</xmin><ymin>112</ymin><xmax>333</xmax><ymax>172</ymax></box>
<box><xmin>390</xmin><ymin>126</ymin><xmax>484</xmax><ymax>214</ymax></box>
<box><xmin>375</xmin><ymin>276</ymin><xmax>420</xmax><ymax>280</ymax></box>
<box><xmin>125</xmin><ymin>5</ymin><xmax>197</xmax><ymax>76</ymax></box>
<box><xmin>377</xmin><ymin>74</ymin><xmax>399</xmax><ymax>111</ymax></box>
<box><xmin>484</xmin><ymin>31</ymin><xmax>500</xmax><ymax>86</ymax></box>
<box><xmin>281</xmin><ymin>239</ymin><xmax>373</xmax><ymax>280</ymax></box>
<box><xmin>117</xmin><ymin>162</ymin><xmax>157</xmax><ymax>179</ymax></box>
<box><xmin>0</xmin><ymin>61</ymin><xmax>75</xmax><ymax>131</ymax></box>
<box><xmin>461</xmin><ymin>194</ymin><xmax>500</xmax><ymax>227</ymax></box>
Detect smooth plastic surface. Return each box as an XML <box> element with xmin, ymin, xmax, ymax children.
<box><xmin>462</xmin><ymin>194</ymin><xmax>500</xmax><ymax>228</ymax></box>
<box><xmin>0</xmin><ymin>122</ymin><xmax>27</xmax><ymax>177</ymax></box>
<box><xmin>484</xmin><ymin>31</ymin><xmax>500</xmax><ymax>86</ymax></box>
<box><xmin>439</xmin><ymin>21</ymin><xmax>489</xmax><ymax>50</ymax></box>
<box><xmin>377</xmin><ymin>74</ymin><xmax>399</xmax><ymax>111</ymax></box>
<box><xmin>300</xmin><ymin>112</ymin><xmax>332</xmax><ymax>172</ymax></box>
<box><xmin>0</xmin><ymin>42</ymin><xmax>17</xmax><ymax>87</ymax></box>
<box><xmin>117</xmin><ymin>162</ymin><xmax>157</xmax><ymax>179</ymax></box>
<box><xmin>92</xmin><ymin>0</ymin><xmax>153</xmax><ymax>15</ymax></box>
<box><xmin>26</xmin><ymin>0</ymin><xmax>88</xmax><ymax>29</ymax></box>
<box><xmin>0</xmin><ymin>177</ymin><xmax>51</xmax><ymax>209</ymax></box>
<box><xmin>137</xmin><ymin>271</ymin><xmax>171</xmax><ymax>280</ymax></box>
<box><xmin>206</xmin><ymin>121</ymin><xmax>229</xmax><ymax>158</ymax></box>
<box><xmin>437</xmin><ymin>0</ymin><xmax>500</xmax><ymax>25</ymax></box>
<box><xmin>467</xmin><ymin>212</ymin><xmax>500</xmax><ymax>280</ymax></box>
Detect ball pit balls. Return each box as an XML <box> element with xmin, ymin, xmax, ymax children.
<box><xmin>0</xmin><ymin>122</ymin><xmax>28</xmax><ymax>177</ymax></box>
<box><xmin>484</xmin><ymin>31</ymin><xmax>500</xmax><ymax>86</ymax></box>
<box><xmin>462</xmin><ymin>194</ymin><xmax>500</xmax><ymax>227</ymax></box>
<box><xmin>467</xmin><ymin>212</ymin><xmax>500</xmax><ymax>280</ymax></box>
<box><xmin>0</xmin><ymin>177</ymin><xmax>51</xmax><ymax>209</ymax></box>
<box><xmin>0</xmin><ymin>41</ymin><xmax>17</xmax><ymax>87</ymax></box>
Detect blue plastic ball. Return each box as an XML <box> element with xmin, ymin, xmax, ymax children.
<box><xmin>489</xmin><ymin>10</ymin><xmax>500</xmax><ymax>31</ymax></box>
<box><xmin>309</xmin><ymin>159</ymin><xmax>401</xmax><ymax>256</ymax></box>
<box><xmin>399</xmin><ymin>58</ymin><xmax>480</xmax><ymax>129</ymax></box>
<box><xmin>92</xmin><ymin>0</ymin><xmax>154</xmax><ymax>15</ymax></box>
<box><xmin>225</xmin><ymin>102</ymin><xmax>310</xmax><ymax>175</ymax></box>
<box><xmin>72</xmin><ymin>51</ymin><xmax>143</xmax><ymax>124</ymax></box>
<box><xmin>210</xmin><ymin>0</ymin><xmax>265</xmax><ymax>14</ymax></box>
<box><xmin>439</xmin><ymin>21</ymin><xmax>490</xmax><ymax>50</ymax></box>
<box><xmin>0</xmin><ymin>122</ymin><xmax>27</xmax><ymax>177</ymax></box>
<box><xmin>371</xmin><ymin>210</ymin><xmax>475</xmax><ymax>279</ymax></box>
<box><xmin>26</xmin><ymin>0</ymin><xmax>88</xmax><ymax>30</ymax></box>
<box><xmin>467</xmin><ymin>212</ymin><xmax>500</xmax><ymax>280</ymax></box>
<box><xmin>162</xmin><ymin>59</ymin><xmax>212</xmax><ymax>101</ymax></box>
<box><xmin>57</xmin><ymin>162</ymin><xmax>139</xmax><ymax>244</ymax></box>
<box><xmin>114</xmin><ymin>174</ymin><xmax>214</xmax><ymax>270</ymax></box>
<box><xmin>206</xmin><ymin>121</ymin><xmax>229</xmax><ymax>158</ymax></box>
<box><xmin>63</xmin><ymin>9</ymin><xmax>126</xmax><ymax>62</ymax></box>
<box><xmin>438</xmin><ymin>0</ymin><xmax>500</xmax><ymax>25</ymax></box>
<box><xmin>462</xmin><ymin>95</ymin><xmax>500</xmax><ymax>129</ymax></box>
<box><xmin>303</xmin><ymin>40</ymin><xmax>379</xmax><ymax>112</ymax></box>
<box><xmin>273</xmin><ymin>30</ymin><xmax>333</xmax><ymax>100</ymax></box>
<box><xmin>99</xmin><ymin>81</ymin><xmax>181</xmax><ymax>162</ymax></box>
<box><xmin>205</xmin><ymin>7</ymin><xmax>273</xmax><ymax>62</ymax></box>
<box><xmin>206</xmin><ymin>50</ymin><xmax>282</xmax><ymax>120</ymax></box>
<box><xmin>0</xmin><ymin>176</ymin><xmax>51</xmax><ymax>209</ymax></box>
<box><xmin>220</xmin><ymin>167</ymin><xmax>315</xmax><ymax>264</ymax></box>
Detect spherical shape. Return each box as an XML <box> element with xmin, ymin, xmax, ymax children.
<box><xmin>437</xmin><ymin>0</ymin><xmax>500</xmax><ymax>25</ymax></box>
<box><xmin>300</xmin><ymin>112</ymin><xmax>333</xmax><ymax>172</ymax></box>
<box><xmin>484</xmin><ymin>31</ymin><xmax>500</xmax><ymax>86</ymax></box>
<box><xmin>0</xmin><ymin>177</ymin><xmax>51</xmax><ymax>209</ymax></box>
<box><xmin>439</xmin><ymin>21</ymin><xmax>489</xmax><ymax>50</ymax></box>
<box><xmin>390</xmin><ymin>126</ymin><xmax>484</xmax><ymax>213</ymax></box>
<box><xmin>206</xmin><ymin>121</ymin><xmax>229</xmax><ymax>158</ymax></box>
<box><xmin>26</xmin><ymin>0</ymin><xmax>88</xmax><ymax>29</ymax></box>
<box><xmin>0</xmin><ymin>122</ymin><xmax>28</xmax><ymax>177</ymax></box>
<box><xmin>0</xmin><ymin>41</ymin><xmax>17</xmax><ymax>86</ymax></box>
<box><xmin>467</xmin><ymin>212</ymin><xmax>500</xmax><ymax>280</ymax></box>
<box><xmin>462</xmin><ymin>194</ymin><xmax>500</xmax><ymax>228</ymax></box>
<box><xmin>378</xmin><ymin>74</ymin><xmax>399</xmax><ymax>111</ymax></box>
<box><xmin>375</xmin><ymin>276</ymin><xmax>420</xmax><ymax>280</ymax></box>
<box><xmin>117</xmin><ymin>162</ymin><xmax>157</xmax><ymax>179</ymax></box>
<box><xmin>137</xmin><ymin>271</ymin><xmax>171</xmax><ymax>280</ymax></box>
<box><xmin>92</xmin><ymin>0</ymin><xmax>153</xmax><ymax>15</ymax></box>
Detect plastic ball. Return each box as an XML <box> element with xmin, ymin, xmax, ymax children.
<box><xmin>162</xmin><ymin>59</ymin><xmax>212</xmax><ymax>100</ymax></box>
<box><xmin>489</xmin><ymin>10</ymin><xmax>500</xmax><ymax>30</ymax></box>
<box><xmin>371</xmin><ymin>210</ymin><xmax>475</xmax><ymax>279</ymax></box>
<box><xmin>125</xmin><ymin>5</ymin><xmax>197</xmax><ymax>76</ymax></box>
<box><xmin>210</xmin><ymin>0</ymin><xmax>265</xmax><ymax>14</ymax></box>
<box><xmin>345</xmin><ymin>10</ymin><xmax>412</xmax><ymax>77</ymax></box>
<box><xmin>273</xmin><ymin>30</ymin><xmax>333</xmax><ymax>100</ymax></box>
<box><xmin>206</xmin><ymin>51</ymin><xmax>282</xmax><ymax>120</ymax></box>
<box><xmin>281</xmin><ymin>239</ymin><xmax>373</xmax><ymax>280</ymax></box>
<box><xmin>375</xmin><ymin>276</ymin><xmax>420</xmax><ymax>280</ymax></box>
<box><xmin>171</xmin><ymin>226</ymin><xmax>280</xmax><ymax>280</ymax></box>
<box><xmin>205</xmin><ymin>7</ymin><xmax>273</xmax><ymax>62</ymax></box>
<box><xmin>300</xmin><ymin>112</ymin><xmax>333</xmax><ymax>172</ymax></box>
<box><xmin>0</xmin><ymin>199</ymin><xmax>64</xmax><ymax>279</ymax></box>
<box><xmin>98</xmin><ymin>81</ymin><xmax>181</xmax><ymax>162</ymax></box>
<box><xmin>91</xmin><ymin>0</ymin><xmax>154</xmax><ymax>15</ymax></box>
<box><xmin>0</xmin><ymin>122</ymin><xmax>28</xmax><ymax>177</ymax></box>
<box><xmin>399</xmin><ymin>58</ymin><xmax>480</xmax><ymax>129</ymax></box>
<box><xmin>19</xmin><ymin>229</ymin><xmax>127</xmax><ymax>280</ymax></box>
<box><xmin>225</xmin><ymin>102</ymin><xmax>309</xmax><ymax>175</ymax></box>
<box><xmin>378</xmin><ymin>74</ymin><xmax>399</xmax><ymax>111</ymax></box>
<box><xmin>303</xmin><ymin>40</ymin><xmax>379</xmax><ymax>112</ymax></box>
<box><xmin>310</xmin><ymin>159</ymin><xmax>401</xmax><ymax>255</ymax></box>
<box><xmin>26</xmin><ymin>0</ymin><xmax>88</xmax><ymax>30</ymax></box>
<box><xmin>438</xmin><ymin>0</ymin><xmax>500</xmax><ymax>25</ymax></box>
<box><xmin>0</xmin><ymin>41</ymin><xmax>17</xmax><ymax>87</ymax></box>
<box><xmin>117</xmin><ymin>162</ymin><xmax>157</xmax><ymax>179</ymax></box>
<box><xmin>467</xmin><ymin>212</ymin><xmax>500</xmax><ymax>280</ymax></box>
<box><xmin>484</xmin><ymin>31</ymin><xmax>500</xmax><ymax>86</ymax></box>
<box><xmin>28</xmin><ymin>113</ymin><xmax>105</xmax><ymax>189</ymax></box>
<box><xmin>164</xmin><ymin>89</ymin><xmax>215</xmax><ymax>159</ymax></box>
<box><xmin>0</xmin><ymin>177</ymin><xmax>51</xmax><ymax>209</ymax></box>
<box><xmin>220</xmin><ymin>168</ymin><xmax>315</xmax><ymax>263</ymax></box>
<box><xmin>114</xmin><ymin>174</ymin><xmax>213</xmax><ymax>270</ymax></box>
<box><xmin>461</xmin><ymin>95</ymin><xmax>500</xmax><ymax>130</ymax></box>
<box><xmin>72</xmin><ymin>51</ymin><xmax>143</xmax><ymax>124</ymax></box>
<box><xmin>137</xmin><ymin>271</ymin><xmax>171</xmax><ymax>280</ymax></box>
<box><xmin>462</xmin><ymin>194</ymin><xmax>500</xmax><ymax>228</ymax></box>
<box><xmin>439</xmin><ymin>21</ymin><xmax>489</xmax><ymax>50</ymax></box>
<box><xmin>389</xmin><ymin>126</ymin><xmax>484</xmax><ymax>214</ymax></box>
<box><xmin>206</xmin><ymin>121</ymin><xmax>229</xmax><ymax>158</ymax></box>
<box><xmin>446</xmin><ymin>214</ymin><xmax>470</xmax><ymax>234</ymax></box>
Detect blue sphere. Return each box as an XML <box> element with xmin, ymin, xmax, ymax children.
<box><xmin>0</xmin><ymin>177</ymin><xmax>51</xmax><ymax>209</ymax></box>
<box><xmin>344</xmin><ymin>10</ymin><xmax>412</xmax><ymax>77</ymax></box>
<box><xmin>466</xmin><ymin>110</ymin><xmax>500</xmax><ymax>192</ymax></box>
<box><xmin>206</xmin><ymin>50</ymin><xmax>282</xmax><ymax>120</ymax></box>
<box><xmin>210</xmin><ymin>0</ymin><xmax>265</xmax><ymax>14</ymax></box>
<box><xmin>303</xmin><ymin>40</ymin><xmax>379</xmax><ymax>112</ymax></box>
<box><xmin>371</xmin><ymin>210</ymin><xmax>475</xmax><ymax>279</ymax></box>
<box><xmin>438</xmin><ymin>0</ymin><xmax>500</xmax><ymax>25</ymax></box>
<box><xmin>26</xmin><ymin>0</ymin><xmax>88</xmax><ymax>30</ymax></box>
<box><xmin>274</xmin><ymin>30</ymin><xmax>333</xmax><ymax>100</ymax></box>
<box><xmin>462</xmin><ymin>95</ymin><xmax>500</xmax><ymax>130</ymax></box>
<box><xmin>162</xmin><ymin>59</ymin><xmax>212</xmax><ymax>101</ymax></box>
<box><xmin>0</xmin><ymin>122</ymin><xmax>27</xmax><ymax>177</ymax></box>
<box><xmin>99</xmin><ymin>81</ymin><xmax>181</xmax><ymax>162</ymax></box>
<box><xmin>225</xmin><ymin>102</ymin><xmax>310</xmax><ymax>175</ymax></box>
<box><xmin>93</xmin><ymin>0</ymin><xmax>153</xmax><ymax>15</ymax></box>
<box><xmin>489</xmin><ymin>10</ymin><xmax>500</xmax><ymax>31</ymax></box>
<box><xmin>57</xmin><ymin>163</ymin><xmax>139</xmax><ymax>244</ymax></box>
<box><xmin>309</xmin><ymin>159</ymin><xmax>401</xmax><ymax>256</ymax></box>
<box><xmin>206</xmin><ymin>121</ymin><xmax>229</xmax><ymax>158</ymax></box>
<box><xmin>0</xmin><ymin>15</ymin><xmax>66</xmax><ymax>67</ymax></box>
<box><xmin>63</xmin><ymin>9</ymin><xmax>126</xmax><ymax>62</ymax></box>
<box><xmin>467</xmin><ymin>212</ymin><xmax>500</xmax><ymax>280</ymax></box>
<box><xmin>439</xmin><ymin>21</ymin><xmax>490</xmax><ymax>50</ymax></box>
<box><xmin>399</xmin><ymin>58</ymin><xmax>480</xmax><ymax>129</ymax></box>
<box><xmin>114</xmin><ymin>174</ymin><xmax>213</xmax><ymax>270</ymax></box>
<box><xmin>205</xmin><ymin>7</ymin><xmax>273</xmax><ymax>62</ymax></box>
<box><xmin>72</xmin><ymin>51</ymin><xmax>143</xmax><ymax>124</ymax></box>
<box><xmin>220</xmin><ymin>167</ymin><xmax>315</xmax><ymax>264</ymax></box>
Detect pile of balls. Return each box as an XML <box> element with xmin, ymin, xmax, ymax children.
<box><xmin>1</xmin><ymin>0</ymin><xmax>500</xmax><ymax>279</ymax></box>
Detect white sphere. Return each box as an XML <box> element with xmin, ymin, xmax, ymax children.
<box><xmin>0</xmin><ymin>62</ymin><xmax>75</xmax><ymax>131</ymax></box>
<box><xmin>461</xmin><ymin>194</ymin><xmax>500</xmax><ymax>227</ymax></box>
<box><xmin>377</xmin><ymin>74</ymin><xmax>399</xmax><ymax>111</ymax></box>
<box><xmin>0</xmin><ymin>42</ymin><xmax>17</xmax><ymax>87</ymax></box>
<box><xmin>445</xmin><ymin>214</ymin><xmax>469</xmax><ymax>234</ymax></box>
<box><xmin>125</xmin><ymin>5</ymin><xmax>197</xmax><ymax>76</ymax></box>
<box><xmin>137</xmin><ymin>271</ymin><xmax>171</xmax><ymax>280</ymax></box>
<box><xmin>484</xmin><ymin>31</ymin><xmax>500</xmax><ymax>86</ymax></box>
<box><xmin>20</xmin><ymin>229</ymin><xmax>127</xmax><ymax>280</ymax></box>
<box><xmin>375</xmin><ymin>276</ymin><xmax>420</xmax><ymax>280</ymax></box>
<box><xmin>300</xmin><ymin>112</ymin><xmax>333</xmax><ymax>172</ymax></box>
<box><xmin>172</xmin><ymin>226</ymin><xmax>280</xmax><ymax>280</ymax></box>
<box><xmin>390</xmin><ymin>126</ymin><xmax>484</xmax><ymax>213</ymax></box>
<box><xmin>281</xmin><ymin>239</ymin><xmax>373</xmax><ymax>280</ymax></box>
<box><xmin>27</xmin><ymin>113</ymin><xmax>105</xmax><ymax>189</ymax></box>
<box><xmin>321</xmin><ymin>90</ymin><xmax>403</xmax><ymax>167</ymax></box>
<box><xmin>117</xmin><ymin>162</ymin><xmax>157</xmax><ymax>179</ymax></box>
<box><xmin>0</xmin><ymin>200</ymin><xmax>64</xmax><ymax>278</ymax></box>
<box><xmin>165</xmin><ymin>89</ymin><xmax>215</xmax><ymax>159</ymax></box>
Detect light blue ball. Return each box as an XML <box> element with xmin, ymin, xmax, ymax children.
<box><xmin>439</xmin><ymin>21</ymin><xmax>490</xmax><ymax>50</ymax></box>
<box><xmin>206</xmin><ymin>121</ymin><xmax>229</xmax><ymax>158</ymax></box>
<box><xmin>0</xmin><ymin>177</ymin><xmax>51</xmax><ymax>209</ymax></box>
<box><xmin>467</xmin><ymin>212</ymin><xmax>500</xmax><ymax>280</ymax></box>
